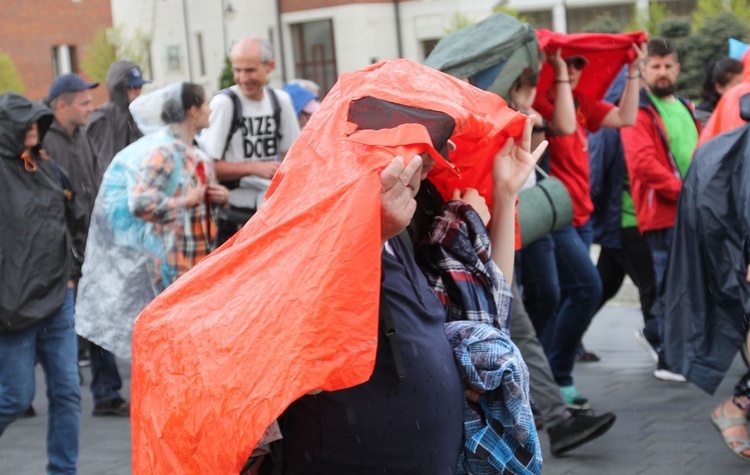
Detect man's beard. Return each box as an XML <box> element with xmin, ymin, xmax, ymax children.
<box><xmin>649</xmin><ymin>81</ymin><xmax>676</xmax><ymax>98</ymax></box>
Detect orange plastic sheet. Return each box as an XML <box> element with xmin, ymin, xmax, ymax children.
<box><xmin>131</xmin><ymin>58</ymin><xmax>526</xmax><ymax>474</ymax></box>
<box><xmin>535</xmin><ymin>30</ymin><xmax>647</xmax><ymax>101</ymax></box>
<box><xmin>698</xmin><ymin>49</ymin><xmax>750</xmax><ymax>146</ymax></box>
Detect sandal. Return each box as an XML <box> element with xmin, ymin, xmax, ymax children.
<box><xmin>711</xmin><ymin>402</ymin><xmax>750</xmax><ymax>461</ymax></box>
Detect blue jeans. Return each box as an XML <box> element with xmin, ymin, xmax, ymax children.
<box><xmin>545</xmin><ymin>223</ymin><xmax>603</xmax><ymax>386</ymax></box>
<box><xmin>0</xmin><ymin>289</ymin><xmax>81</xmax><ymax>474</ymax></box>
<box><xmin>519</xmin><ymin>234</ymin><xmax>561</xmax><ymax>338</ymax></box>
<box><xmin>89</xmin><ymin>343</ymin><xmax>123</xmax><ymax>405</ymax></box>
<box><xmin>643</xmin><ymin>227</ymin><xmax>674</xmax><ymax>351</ymax></box>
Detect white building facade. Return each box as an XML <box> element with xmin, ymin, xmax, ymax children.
<box><xmin>111</xmin><ymin>0</ymin><xmax>694</xmax><ymax>96</ymax></box>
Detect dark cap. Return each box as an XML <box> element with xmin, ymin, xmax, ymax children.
<box><xmin>126</xmin><ymin>66</ymin><xmax>149</xmax><ymax>88</ymax></box>
<box><xmin>47</xmin><ymin>73</ymin><xmax>99</xmax><ymax>102</ymax></box>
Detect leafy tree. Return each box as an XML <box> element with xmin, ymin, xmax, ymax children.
<box><xmin>82</xmin><ymin>26</ymin><xmax>151</xmax><ymax>83</ymax></box>
<box><xmin>581</xmin><ymin>13</ymin><xmax>622</xmax><ymax>34</ymax></box>
<box><xmin>627</xmin><ymin>2</ymin><xmax>670</xmax><ymax>34</ymax></box>
<box><xmin>492</xmin><ymin>2</ymin><xmax>530</xmax><ymax>23</ymax></box>
<box><xmin>677</xmin><ymin>13</ymin><xmax>749</xmax><ymax>99</ymax></box>
<box><xmin>445</xmin><ymin>12</ymin><xmax>475</xmax><ymax>34</ymax></box>
<box><xmin>0</xmin><ymin>51</ymin><xmax>25</xmax><ymax>94</ymax></box>
<box><xmin>219</xmin><ymin>56</ymin><xmax>233</xmax><ymax>90</ymax></box>
<box><xmin>692</xmin><ymin>0</ymin><xmax>750</xmax><ymax>30</ymax></box>
<box><xmin>81</xmin><ymin>28</ymin><xmax>117</xmax><ymax>83</ymax></box>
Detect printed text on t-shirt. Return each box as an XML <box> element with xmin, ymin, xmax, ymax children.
<box><xmin>240</xmin><ymin>114</ymin><xmax>278</xmax><ymax>159</ymax></box>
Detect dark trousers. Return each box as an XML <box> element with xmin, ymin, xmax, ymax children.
<box><xmin>643</xmin><ymin>227</ymin><xmax>675</xmax><ymax>351</ymax></box>
<box><xmin>596</xmin><ymin>226</ymin><xmax>659</xmax><ymax>343</ymax></box>
<box><xmin>89</xmin><ymin>343</ymin><xmax>123</xmax><ymax>405</ymax></box>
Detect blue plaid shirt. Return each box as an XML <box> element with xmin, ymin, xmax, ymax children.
<box><xmin>418</xmin><ymin>201</ymin><xmax>543</xmax><ymax>475</ymax></box>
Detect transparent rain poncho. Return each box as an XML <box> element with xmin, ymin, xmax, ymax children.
<box><xmin>75</xmin><ymin>82</ymin><xmax>213</xmax><ymax>360</ymax></box>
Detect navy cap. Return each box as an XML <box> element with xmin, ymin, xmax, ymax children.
<box><xmin>126</xmin><ymin>66</ymin><xmax>149</xmax><ymax>88</ymax></box>
<box><xmin>47</xmin><ymin>73</ymin><xmax>99</xmax><ymax>102</ymax></box>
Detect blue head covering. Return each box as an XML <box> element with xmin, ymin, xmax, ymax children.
<box><xmin>283</xmin><ymin>83</ymin><xmax>317</xmax><ymax>116</ymax></box>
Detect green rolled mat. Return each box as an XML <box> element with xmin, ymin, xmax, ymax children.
<box><xmin>517</xmin><ymin>177</ymin><xmax>573</xmax><ymax>247</ymax></box>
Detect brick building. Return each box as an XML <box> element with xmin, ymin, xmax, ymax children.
<box><xmin>1</xmin><ymin>0</ymin><xmax>112</xmax><ymax>104</ymax></box>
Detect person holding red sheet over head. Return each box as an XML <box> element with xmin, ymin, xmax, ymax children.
<box><xmin>524</xmin><ymin>30</ymin><xmax>646</xmax><ymax>409</ymax></box>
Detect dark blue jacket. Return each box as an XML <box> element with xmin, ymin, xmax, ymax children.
<box><xmin>589</xmin><ymin>69</ymin><xmax>627</xmax><ymax>249</ymax></box>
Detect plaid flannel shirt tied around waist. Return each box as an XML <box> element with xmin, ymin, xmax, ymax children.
<box><xmin>418</xmin><ymin>201</ymin><xmax>542</xmax><ymax>475</ymax></box>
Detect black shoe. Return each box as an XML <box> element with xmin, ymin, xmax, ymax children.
<box><xmin>92</xmin><ymin>398</ymin><xmax>130</xmax><ymax>417</ymax></box>
<box><xmin>20</xmin><ymin>405</ymin><xmax>36</xmax><ymax>418</ymax></box>
<box><xmin>548</xmin><ymin>411</ymin><xmax>616</xmax><ymax>456</ymax></box>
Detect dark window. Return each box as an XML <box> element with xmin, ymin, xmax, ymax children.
<box><xmin>290</xmin><ymin>19</ymin><xmax>337</xmax><ymax>97</ymax></box>
<box><xmin>196</xmin><ymin>32</ymin><xmax>206</xmax><ymax>76</ymax></box>
<box><xmin>421</xmin><ymin>39</ymin><xmax>440</xmax><ymax>60</ymax></box>
<box><xmin>51</xmin><ymin>45</ymin><xmax>78</xmax><ymax>76</ymax></box>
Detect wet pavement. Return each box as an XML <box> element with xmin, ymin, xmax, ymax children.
<box><xmin>1</xmin><ymin>297</ymin><xmax>748</xmax><ymax>474</ymax></box>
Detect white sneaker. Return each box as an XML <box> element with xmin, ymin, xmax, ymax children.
<box><xmin>653</xmin><ymin>366</ymin><xmax>687</xmax><ymax>382</ymax></box>
<box><xmin>634</xmin><ymin>330</ymin><xmax>659</xmax><ymax>363</ymax></box>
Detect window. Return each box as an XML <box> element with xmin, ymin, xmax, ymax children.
<box><xmin>290</xmin><ymin>19</ymin><xmax>337</xmax><ymax>97</ymax></box>
<box><xmin>167</xmin><ymin>45</ymin><xmax>182</xmax><ymax>72</ymax></box>
<box><xmin>421</xmin><ymin>39</ymin><xmax>440</xmax><ymax>60</ymax></box>
<box><xmin>51</xmin><ymin>45</ymin><xmax>78</xmax><ymax>76</ymax></box>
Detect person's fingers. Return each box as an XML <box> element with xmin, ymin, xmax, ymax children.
<box><xmin>531</xmin><ymin>140</ymin><xmax>549</xmax><ymax>163</ymax></box>
<box><xmin>498</xmin><ymin>136</ymin><xmax>515</xmax><ymax>157</ymax></box>
<box><xmin>405</xmin><ymin>155</ymin><xmax>422</xmax><ymax>195</ymax></box>
<box><xmin>464</xmin><ymin>389</ymin><xmax>480</xmax><ymax>403</ymax></box>
<box><xmin>400</xmin><ymin>155</ymin><xmax>422</xmax><ymax>189</ymax></box>
<box><xmin>380</xmin><ymin>156</ymin><xmax>406</xmax><ymax>192</ymax></box>
<box><xmin>521</xmin><ymin>116</ymin><xmax>534</xmax><ymax>154</ymax></box>
<box><xmin>746</xmin><ymin>264</ymin><xmax>750</xmax><ymax>283</ymax></box>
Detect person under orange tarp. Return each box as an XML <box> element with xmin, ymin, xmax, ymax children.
<box><xmin>699</xmin><ymin>51</ymin><xmax>750</xmax><ymax>146</ymax></box>
<box><xmin>130</xmin><ymin>58</ymin><xmax>533</xmax><ymax>474</ymax></box>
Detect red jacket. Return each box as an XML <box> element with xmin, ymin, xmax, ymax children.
<box><xmin>621</xmin><ymin>89</ymin><xmax>700</xmax><ymax>233</ymax></box>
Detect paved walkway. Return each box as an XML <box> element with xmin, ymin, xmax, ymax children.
<box><xmin>1</xmin><ymin>302</ymin><xmax>748</xmax><ymax>474</ymax></box>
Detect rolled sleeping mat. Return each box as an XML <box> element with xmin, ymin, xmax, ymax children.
<box><xmin>517</xmin><ymin>177</ymin><xmax>573</xmax><ymax>247</ymax></box>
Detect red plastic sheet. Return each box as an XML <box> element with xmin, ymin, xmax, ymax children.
<box><xmin>130</xmin><ymin>58</ymin><xmax>526</xmax><ymax>474</ymax></box>
<box><xmin>535</xmin><ymin>30</ymin><xmax>647</xmax><ymax>101</ymax></box>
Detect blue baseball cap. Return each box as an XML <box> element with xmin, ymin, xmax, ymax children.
<box><xmin>47</xmin><ymin>73</ymin><xmax>99</xmax><ymax>102</ymax></box>
<box><xmin>126</xmin><ymin>66</ymin><xmax>149</xmax><ymax>88</ymax></box>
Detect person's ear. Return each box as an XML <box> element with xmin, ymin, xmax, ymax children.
<box><xmin>265</xmin><ymin>59</ymin><xmax>276</xmax><ymax>72</ymax></box>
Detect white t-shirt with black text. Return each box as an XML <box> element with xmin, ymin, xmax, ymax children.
<box><xmin>197</xmin><ymin>85</ymin><xmax>300</xmax><ymax>208</ymax></box>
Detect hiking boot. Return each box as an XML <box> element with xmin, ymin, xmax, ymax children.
<box><xmin>634</xmin><ymin>329</ymin><xmax>659</xmax><ymax>363</ymax></box>
<box><xmin>654</xmin><ymin>360</ymin><xmax>687</xmax><ymax>382</ymax></box>
<box><xmin>559</xmin><ymin>385</ymin><xmax>590</xmax><ymax>410</ymax></box>
<box><xmin>548</xmin><ymin>411</ymin><xmax>617</xmax><ymax>456</ymax></box>
<box><xmin>93</xmin><ymin>398</ymin><xmax>130</xmax><ymax>417</ymax></box>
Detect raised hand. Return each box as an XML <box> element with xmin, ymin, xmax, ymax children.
<box><xmin>380</xmin><ymin>155</ymin><xmax>423</xmax><ymax>244</ymax></box>
<box><xmin>492</xmin><ymin>116</ymin><xmax>549</xmax><ymax>201</ymax></box>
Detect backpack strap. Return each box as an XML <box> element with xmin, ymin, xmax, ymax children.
<box><xmin>217</xmin><ymin>88</ymin><xmax>244</xmax><ymax>157</ymax></box>
<box><xmin>265</xmin><ymin>87</ymin><xmax>282</xmax><ymax>145</ymax></box>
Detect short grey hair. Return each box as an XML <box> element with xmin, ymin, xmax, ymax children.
<box><xmin>232</xmin><ymin>36</ymin><xmax>274</xmax><ymax>63</ymax></box>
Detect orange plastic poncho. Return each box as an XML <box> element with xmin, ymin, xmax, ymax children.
<box><xmin>535</xmin><ymin>29</ymin><xmax>647</xmax><ymax>101</ymax></box>
<box><xmin>130</xmin><ymin>58</ymin><xmax>527</xmax><ymax>474</ymax></box>
<box><xmin>698</xmin><ymin>51</ymin><xmax>750</xmax><ymax>146</ymax></box>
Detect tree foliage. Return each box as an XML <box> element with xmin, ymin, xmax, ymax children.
<box><xmin>581</xmin><ymin>13</ymin><xmax>622</xmax><ymax>34</ymax></box>
<box><xmin>692</xmin><ymin>0</ymin><xmax>750</xmax><ymax>30</ymax></box>
<box><xmin>82</xmin><ymin>27</ymin><xmax>151</xmax><ymax>83</ymax></box>
<box><xmin>445</xmin><ymin>12</ymin><xmax>475</xmax><ymax>34</ymax></box>
<box><xmin>627</xmin><ymin>1</ymin><xmax>670</xmax><ymax>35</ymax></box>
<box><xmin>0</xmin><ymin>50</ymin><xmax>25</xmax><ymax>94</ymax></box>
<box><xmin>219</xmin><ymin>56</ymin><xmax>234</xmax><ymax>90</ymax></box>
<box><xmin>675</xmin><ymin>12</ymin><xmax>749</xmax><ymax>99</ymax></box>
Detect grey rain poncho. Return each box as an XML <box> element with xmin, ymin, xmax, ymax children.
<box><xmin>75</xmin><ymin>83</ymin><xmax>213</xmax><ymax>360</ymax></box>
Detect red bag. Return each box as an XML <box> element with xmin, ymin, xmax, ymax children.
<box><xmin>131</xmin><ymin>58</ymin><xmax>526</xmax><ymax>474</ymax></box>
